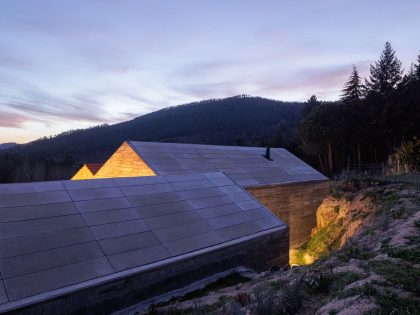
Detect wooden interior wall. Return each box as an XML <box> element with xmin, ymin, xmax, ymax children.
<box><xmin>246</xmin><ymin>180</ymin><xmax>330</xmax><ymax>249</ymax></box>
<box><xmin>71</xmin><ymin>165</ymin><xmax>95</xmax><ymax>180</ymax></box>
<box><xmin>94</xmin><ymin>142</ymin><xmax>156</xmax><ymax>179</ymax></box>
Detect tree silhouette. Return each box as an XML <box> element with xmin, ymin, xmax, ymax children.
<box><xmin>341</xmin><ymin>65</ymin><xmax>363</xmax><ymax>103</ymax></box>
<box><xmin>415</xmin><ymin>53</ymin><xmax>420</xmax><ymax>81</ymax></box>
<box><xmin>272</xmin><ymin>119</ymin><xmax>291</xmax><ymax>147</ymax></box>
<box><xmin>365</xmin><ymin>42</ymin><xmax>403</xmax><ymax>96</ymax></box>
<box><xmin>300</xmin><ymin>104</ymin><xmax>348</xmax><ymax>175</ymax></box>
<box><xmin>301</xmin><ymin>95</ymin><xmax>320</xmax><ymax>117</ymax></box>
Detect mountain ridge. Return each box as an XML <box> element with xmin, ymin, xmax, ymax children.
<box><xmin>3</xmin><ymin>95</ymin><xmax>305</xmax><ymax>162</ymax></box>
<box><xmin>0</xmin><ymin>143</ymin><xmax>17</xmax><ymax>150</ymax></box>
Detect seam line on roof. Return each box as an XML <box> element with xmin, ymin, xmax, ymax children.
<box><xmin>0</xmin><ymin>212</ymin><xmax>83</xmax><ymax>225</ymax></box>
<box><xmin>0</xmin><ymin>190</ymin><xmax>69</xmax><ymax>209</ymax></box>
<box><xmin>65</xmin><ymin>182</ymin><xmax>117</xmax><ymax>274</ymax></box>
<box><xmin>74</xmin><ymin>217</ymin><xmax>148</xmax><ymax>230</ymax></box>
<box><xmin>0</xmin><ymin>239</ymin><xmax>96</xmax><ymax>260</ymax></box>
<box><xmin>115</xmin><ymin>179</ymin><xmax>169</xmax><ymax>259</ymax></box>
<box><xmin>0</xmin><ymin>226</ymin><xmax>93</xmax><ymax>258</ymax></box>
<box><xmin>0</xmin><ymin>243</ymin><xmax>104</xmax><ymax>281</ymax></box>
<box><xmin>0</xmin><ymin>272</ymin><xmax>10</xmax><ymax>304</ymax></box>
<box><xmin>2</xmin><ymin>256</ymin><xmax>110</xmax><ymax>287</ymax></box>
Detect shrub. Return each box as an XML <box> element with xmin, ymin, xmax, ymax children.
<box><xmin>395</xmin><ymin>137</ymin><xmax>420</xmax><ymax>172</ymax></box>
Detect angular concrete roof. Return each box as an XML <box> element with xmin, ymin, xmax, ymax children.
<box><xmin>128</xmin><ymin>141</ymin><xmax>327</xmax><ymax>187</ymax></box>
<box><xmin>0</xmin><ymin>172</ymin><xmax>285</xmax><ymax>311</ymax></box>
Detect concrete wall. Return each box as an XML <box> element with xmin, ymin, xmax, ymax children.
<box><xmin>4</xmin><ymin>228</ymin><xmax>288</xmax><ymax>315</ymax></box>
<box><xmin>246</xmin><ymin>180</ymin><xmax>329</xmax><ymax>249</ymax></box>
<box><xmin>94</xmin><ymin>142</ymin><xmax>155</xmax><ymax>179</ymax></box>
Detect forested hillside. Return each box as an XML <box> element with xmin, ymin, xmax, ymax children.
<box><xmin>0</xmin><ymin>96</ymin><xmax>304</xmax><ymax>182</ymax></box>
<box><xmin>0</xmin><ymin>143</ymin><xmax>16</xmax><ymax>150</ymax></box>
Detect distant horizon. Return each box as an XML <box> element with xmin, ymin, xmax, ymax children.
<box><xmin>2</xmin><ymin>94</ymin><xmax>305</xmax><ymax>145</ymax></box>
<box><xmin>1</xmin><ymin>0</ymin><xmax>419</xmax><ymax>143</ymax></box>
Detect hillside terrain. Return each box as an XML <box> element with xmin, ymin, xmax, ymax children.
<box><xmin>0</xmin><ymin>143</ymin><xmax>16</xmax><ymax>150</ymax></box>
<box><xmin>3</xmin><ymin>96</ymin><xmax>303</xmax><ymax>161</ymax></box>
<box><xmin>0</xmin><ymin>96</ymin><xmax>306</xmax><ymax>183</ymax></box>
<box><xmin>139</xmin><ymin>179</ymin><xmax>419</xmax><ymax>315</ymax></box>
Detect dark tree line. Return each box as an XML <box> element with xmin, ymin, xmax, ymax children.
<box><xmin>1</xmin><ymin>43</ymin><xmax>418</xmax><ymax>183</ymax></box>
<box><xmin>0</xmin><ymin>96</ymin><xmax>303</xmax><ymax>183</ymax></box>
<box><xmin>299</xmin><ymin>42</ymin><xmax>420</xmax><ymax>175</ymax></box>
<box><xmin>0</xmin><ymin>155</ymin><xmax>75</xmax><ymax>183</ymax></box>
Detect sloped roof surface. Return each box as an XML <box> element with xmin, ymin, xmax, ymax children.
<box><xmin>129</xmin><ymin>141</ymin><xmax>327</xmax><ymax>187</ymax></box>
<box><xmin>0</xmin><ymin>173</ymin><xmax>284</xmax><ymax>308</ymax></box>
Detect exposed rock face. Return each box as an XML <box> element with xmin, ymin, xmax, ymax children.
<box><xmin>290</xmin><ymin>190</ymin><xmax>374</xmax><ymax>265</ymax></box>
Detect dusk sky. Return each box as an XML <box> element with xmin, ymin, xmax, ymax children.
<box><xmin>1</xmin><ymin>0</ymin><xmax>419</xmax><ymax>144</ymax></box>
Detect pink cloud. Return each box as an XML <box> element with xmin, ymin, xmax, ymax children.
<box><xmin>0</xmin><ymin>112</ymin><xmax>27</xmax><ymax>128</ymax></box>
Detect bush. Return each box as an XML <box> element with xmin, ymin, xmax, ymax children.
<box><xmin>395</xmin><ymin>137</ymin><xmax>420</xmax><ymax>172</ymax></box>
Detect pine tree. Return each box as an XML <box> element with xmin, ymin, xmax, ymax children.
<box><xmin>341</xmin><ymin>65</ymin><xmax>363</xmax><ymax>103</ymax></box>
<box><xmin>301</xmin><ymin>95</ymin><xmax>320</xmax><ymax>117</ymax></box>
<box><xmin>415</xmin><ymin>53</ymin><xmax>420</xmax><ymax>81</ymax></box>
<box><xmin>365</xmin><ymin>41</ymin><xmax>403</xmax><ymax>96</ymax></box>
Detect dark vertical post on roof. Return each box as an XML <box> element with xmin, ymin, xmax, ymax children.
<box><xmin>263</xmin><ymin>145</ymin><xmax>272</xmax><ymax>161</ymax></box>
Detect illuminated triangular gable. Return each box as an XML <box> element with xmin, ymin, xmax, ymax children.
<box><xmin>94</xmin><ymin>141</ymin><xmax>156</xmax><ymax>179</ymax></box>
<box><xmin>71</xmin><ymin>164</ymin><xmax>95</xmax><ymax>180</ymax></box>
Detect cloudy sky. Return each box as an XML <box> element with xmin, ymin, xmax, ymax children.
<box><xmin>1</xmin><ymin>0</ymin><xmax>419</xmax><ymax>143</ymax></box>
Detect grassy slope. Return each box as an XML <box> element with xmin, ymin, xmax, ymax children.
<box><xmin>143</xmin><ymin>180</ymin><xmax>420</xmax><ymax>315</ymax></box>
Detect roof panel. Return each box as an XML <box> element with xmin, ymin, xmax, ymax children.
<box><xmin>127</xmin><ymin>192</ymin><xmax>184</xmax><ymax>207</ymax></box>
<box><xmin>154</xmin><ymin>220</ymin><xmax>212</xmax><ymax>243</ymax></box>
<box><xmin>0</xmin><ymin>227</ymin><xmax>94</xmax><ymax>259</ymax></box>
<box><xmin>4</xmin><ymin>257</ymin><xmax>113</xmax><ymax>301</ymax></box>
<box><xmin>108</xmin><ymin>245</ymin><xmax>170</xmax><ymax>272</ymax></box>
<box><xmin>75</xmin><ymin>197</ymin><xmax>132</xmax><ymax>213</ymax></box>
<box><xmin>216</xmin><ymin>221</ymin><xmax>263</xmax><ymax>242</ymax></box>
<box><xmin>0</xmin><ymin>202</ymin><xmax>78</xmax><ymax>222</ymax></box>
<box><xmin>163</xmin><ymin>231</ymin><xmax>223</xmax><ymax>256</ymax></box>
<box><xmin>129</xmin><ymin>141</ymin><xmax>327</xmax><ymax>186</ymax></box>
<box><xmin>0</xmin><ymin>242</ymin><xmax>103</xmax><ymax>279</ymax></box>
<box><xmin>0</xmin><ymin>215</ymin><xmax>86</xmax><ymax>240</ymax></box>
<box><xmin>206</xmin><ymin>212</ymin><xmax>251</xmax><ymax>230</ymax></box>
<box><xmin>89</xmin><ymin>219</ymin><xmax>150</xmax><ymax>240</ymax></box>
<box><xmin>81</xmin><ymin>208</ymin><xmax>141</xmax><ymax>226</ymax></box>
<box><xmin>62</xmin><ymin>178</ymin><xmax>115</xmax><ymax>190</ymax></box>
<box><xmin>0</xmin><ymin>279</ymin><xmax>7</xmax><ymax>305</ymax></box>
<box><xmin>120</xmin><ymin>183</ymin><xmax>174</xmax><ymax>196</ymax></box>
<box><xmin>0</xmin><ymin>181</ymin><xmax>65</xmax><ymax>195</ymax></box>
<box><xmin>98</xmin><ymin>231</ymin><xmax>160</xmax><ymax>256</ymax></box>
<box><xmin>67</xmin><ymin>187</ymin><xmax>123</xmax><ymax>201</ymax></box>
<box><xmin>0</xmin><ymin>191</ymin><xmax>70</xmax><ymax>208</ymax></box>
<box><xmin>145</xmin><ymin>210</ymin><xmax>201</xmax><ymax>230</ymax></box>
<box><xmin>136</xmin><ymin>200</ymin><xmax>193</xmax><ymax>218</ymax></box>
<box><xmin>0</xmin><ymin>172</ymin><xmax>285</xmax><ymax>310</ymax></box>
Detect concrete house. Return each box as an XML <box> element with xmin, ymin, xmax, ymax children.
<box><xmin>73</xmin><ymin>141</ymin><xmax>329</xmax><ymax>248</ymax></box>
<box><xmin>0</xmin><ymin>141</ymin><xmax>328</xmax><ymax>314</ymax></box>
